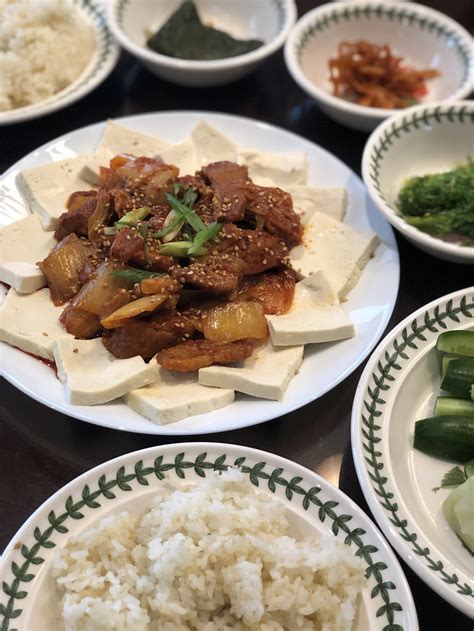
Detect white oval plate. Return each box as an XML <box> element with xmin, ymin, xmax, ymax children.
<box><xmin>0</xmin><ymin>0</ymin><xmax>119</xmax><ymax>126</ymax></box>
<box><xmin>352</xmin><ymin>287</ymin><xmax>474</xmax><ymax>616</ymax></box>
<box><xmin>0</xmin><ymin>442</ymin><xmax>418</xmax><ymax>630</ymax></box>
<box><xmin>0</xmin><ymin>111</ymin><xmax>399</xmax><ymax>434</ymax></box>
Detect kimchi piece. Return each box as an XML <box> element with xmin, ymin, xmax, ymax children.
<box><xmin>328</xmin><ymin>40</ymin><xmax>440</xmax><ymax>109</ymax></box>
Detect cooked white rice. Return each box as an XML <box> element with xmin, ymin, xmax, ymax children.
<box><xmin>52</xmin><ymin>469</ymin><xmax>366</xmax><ymax>630</ymax></box>
<box><xmin>0</xmin><ymin>0</ymin><xmax>96</xmax><ymax>111</ymax></box>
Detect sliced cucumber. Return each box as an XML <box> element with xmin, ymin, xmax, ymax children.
<box><xmin>441</xmin><ymin>354</ymin><xmax>458</xmax><ymax>378</ymax></box>
<box><xmin>414</xmin><ymin>416</ymin><xmax>474</xmax><ymax>462</ymax></box>
<box><xmin>442</xmin><ymin>477</ymin><xmax>474</xmax><ymax>553</ymax></box>
<box><xmin>465</xmin><ymin>459</ymin><xmax>474</xmax><ymax>478</ymax></box>
<box><xmin>437</xmin><ymin>330</ymin><xmax>474</xmax><ymax>358</ymax></box>
<box><xmin>440</xmin><ymin>358</ymin><xmax>474</xmax><ymax>399</ymax></box>
<box><xmin>434</xmin><ymin>397</ymin><xmax>474</xmax><ymax>417</ymax></box>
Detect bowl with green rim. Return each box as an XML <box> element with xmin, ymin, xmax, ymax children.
<box><xmin>107</xmin><ymin>0</ymin><xmax>297</xmax><ymax>87</ymax></box>
<box><xmin>284</xmin><ymin>1</ymin><xmax>474</xmax><ymax>132</ymax></box>
<box><xmin>362</xmin><ymin>100</ymin><xmax>474</xmax><ymax>265</ymax></box>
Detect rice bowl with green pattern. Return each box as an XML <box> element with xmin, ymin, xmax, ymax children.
<box><xmin>362</xmin><ymin>100</ymin><xmax>474</xmax><ymax>264</ymax></box>
<box><xmin>284</xmin><ymin>1</ymin><xmax>474</xmax><ymax>132</ymax></box>
<box><xmin>0</xmin><ymin>443</ymin><xmax>418</xmax><ymax>630</ymax></box>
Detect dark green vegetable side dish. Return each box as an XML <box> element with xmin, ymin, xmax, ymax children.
<box><xmin>146</xmin><ymin>1</ymin><xmax>264</xmax><ymax>61</ymax></box>
<box><xmin>397</xmin><ymin>158</ymin><xmax>474</xmax><ymax>246</ymax></box>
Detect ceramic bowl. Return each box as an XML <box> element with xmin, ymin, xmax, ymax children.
<box><xmin>362</xmin><ymin>100</ymin><xmax>474</xmax><ymax>264</ymax></box>
<box><xmin>352</xmin><ymin>287</ymin><xmax>474</xmax><ymax>615</ymax></box>
<box><xmin>284</xmin><ymin>1</ymin><xmax>474</xmax><ymax>132</ymax></box>
<box><xmin>0</xmin><ymin>0</ymin><xmax>119</xmax><ymax>126</ymax></box>
<box><xmin>107</xmin><ymin>0</ymin><xmax>297</xmax><ymax>87</ymax></box>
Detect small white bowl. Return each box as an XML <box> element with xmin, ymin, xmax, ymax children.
<box><xmin>284</xmin><ymin>1</ymin><xmax>474</xmax><ymax>132</ymax></box>
<box><xmin>362</xmin><ymin>100</ymin><xmax>474</xmax><ymax>264</ymax></box>
<box><xmin>0</xmin><ymin>0</ymin><xmax>119</xmax><ymax>126</ymax></box>
<box><xmin>107</xmin><ymin>0</ymin><xmax>297</xmax><ymax>87</ymax></box>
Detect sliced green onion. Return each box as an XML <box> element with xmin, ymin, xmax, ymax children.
<box><xmin>111</xmin><ymin>267</ymin><xmax>164</xmax><ymax>283</ymax></box>
<box><xmin>115</xmin><ymin>206</ymin><xmax>151</xmax><ymax>228</ymax></box>
<box><xmin>159</xmin><ymin>241</ymin><xmax>207</xmax><ymax>257</ymax></box>
<box><xmin>165</xmin><ymin>192</ymin><xmax>205</xmax><ymax>232</ymax></box>
<box><xmin>150</xmin><ymin>211</ymin><xmax>184</xmax><ymax>241</ymax></box>
<box><xmin>188</xmin><ymin>221</ymin><xmax>223</xmax><ymax>255</ymax></box>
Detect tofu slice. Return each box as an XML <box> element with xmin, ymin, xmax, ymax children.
<box><xmin>239</xmin><ymin>149</ymin><xmax>308</xmax><ymax>187</ymax></box>
<box><xmin>267</xmin><ymin>276</ymin><xmax>355</xmax><ymax>346</ymax></box>
<box><xmin>158</xmin><ymin>138</ymin><xmax>198</xmax><ymax>175</ymax></box>
<box><xmin>52</xmin><ymin>338</ymin><xmax>158</xmax><ymax>406</ymax></box>
<box><xmin>0</xmin><ymin>214</ymin><xmax>56</xmax><ymax>292</ymax></box>
<box><xmin>16</xmin><ymin>155</ymin><xmax>90</xmax><ymax>230</ymax></box>
<box><xmin>124</xmin><ymin>368</ymin><xmax>234</xmax><ymax>425</ymax></box>
<box><xmin>199</xmin><ymin>341</ymin><xmax>304</xmax><ymax>400</ymax></box>
<box><xmin>81</xmin><ymin>121</ymin><xmax>170</xmax><ymax>185</ymax></box>
<box><xmin>191</xmin><ymin>121</ymin><xmax>238</xmax><ymax>166</ymax></box>
<box><xmin>287</xmin><ymin>185</ymin><xmax>347</xmax><ymax>223</ymax></box>
<box><xmin>290</xmin><ymin>211</ymin><xmax>380</xmax><ymax>299</ymax></box>
<box><xmin>0</xmin><ymin>288</ymin><xmax>71</xmax><ymax>360</ymax></box>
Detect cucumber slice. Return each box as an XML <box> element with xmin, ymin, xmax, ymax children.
<box><xmin>441</xmin><ymin>354</ymin><xmax>458</xmax><ymax>378</ymax></box>
<box><xmin>434</xmin><ymin>397</ymin><xmax>474</xmax><ymax>417</ymax></box>
<box><xmin>437</xmin><ymin>330</ymin><xmax>474</xmax><ymax>358</ymax></box>
<box><xmin>442</xmin><ymin>477</ymin><xmax>474</xmax><ymax>552</ymax></box>
<box><xmin>414</xmin><ymin>416</ymin><xmax>474</xmax><ymax>462</ymax></box>
<box><xmin>440</xmin><ymin>358</ymin><xmax>474</xmax><ymax>399</ymax></box>
<box><xmin>464</xmin><ymin>459</ymin><xmax>474</xmax><ymax>478</ymax></box>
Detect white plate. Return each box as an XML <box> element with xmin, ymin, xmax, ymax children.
<box><xmin>0</xmin><ymin>0</ymin><xmax>119</xmax><ymax>126</ymax></box>
<box><xmin>352</xmin><ymin>287</ymin><xmax>474</xmax><ymax>616</ymax></box>
<box><xmin>0</xmin><ymin>442</ymin><xmax>418</xmax><ymax>630</ymax></box>
<box><xmin>0</xmin><ymin>111</ymin><xmax>399</xmax><ymax>434</ymax></box>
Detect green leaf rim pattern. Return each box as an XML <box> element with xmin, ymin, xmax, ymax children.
<box><xmin>295</xmin><ymin>3</ymin><xmax>472</xmax><ymax>88</ymax></box>
<box><xmin>1</xmin><ymin>452</ymin><xmax>404</xmax><ymax>631</ymax></box>
<box><xmin>360</xmin><ymin>293</ymin><xmax>474</xmax><ymax>601</ymax></box>
<box><xmin>367</xmin><ymin>104</ymin><xmax>474</xmax><ymax>207</ymax></box>
<box><xmin>116</xmin><ymin>0</ymin><xmax>287</xmax><ymax>40</ymax></box>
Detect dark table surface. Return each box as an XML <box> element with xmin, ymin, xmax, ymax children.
<box><xmin>0</xmin><ymin>1</ymin><xmax>472</xmax><ymax>629</ymax></box>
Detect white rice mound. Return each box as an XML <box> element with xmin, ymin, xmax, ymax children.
<box><xmin>52</xmin><ymin>469</ymin><xmax>366</xmax><ymax>630</ymax></box>
<box><xmin>0</xmin><ymin>0</ymin><xmax>96</xmax><ymax>111</ymax></box>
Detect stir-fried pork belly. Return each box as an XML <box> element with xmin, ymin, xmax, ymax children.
<box><xmin>41</xmin><ymin>156</ymin><xmax>302</xmax><ymax>370</ymax></box>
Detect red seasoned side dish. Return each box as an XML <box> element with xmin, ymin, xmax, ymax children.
<box><xmin>38</xmin><ymin>156</ymin><xmax>303</xmax><ymax>372</ymax></box>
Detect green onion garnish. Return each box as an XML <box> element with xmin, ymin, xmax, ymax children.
<box><xmin>165</xmin><ymin>192</ymin><xmax>205</xmax><ymax>232</ymax></box>
<box><xmin>111</xmin><ymin>267</ymin><xmax>164</xmax><ymax>283</ymax></box>
<box><xmin>188</xmin><ymin>221</ymin><xmax>223</xmax><ymax>255</ymax></box>
<box><xmin>115</xmin><ymin>206</ymin><xmax>151</xmax><ymax>229</ymax></box>
<box><xmin>159</xmin><ymin>241</ymin><xmax>207</xmax><ymax>257</ymax></box>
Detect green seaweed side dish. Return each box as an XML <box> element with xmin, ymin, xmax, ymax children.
<box><xmin>146</xmin><ymin>1</ymin><xmax>264</xmax><ymax>61</ymax></box>
<box><xmin>397</xmin><ymin>159</ymin><xmax>474</xmax><ymax>246</ymax></box>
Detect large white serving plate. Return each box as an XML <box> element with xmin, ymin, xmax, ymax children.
<box><xmin>0</xmin><ymin>111</ymin><xmax>399</xmax><ymax>434</ymax></box>
<box><xmin>352</xmin><ymin>287</ymin><xmax>474</xmax><ymax>617</ymax></box>
<box><xmin>0</xmin><ymin>443</ymin><xmax>417</xmax><ymax>630</ymax></box>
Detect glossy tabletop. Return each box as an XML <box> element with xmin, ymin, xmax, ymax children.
<box><xmin>0</xmin><ymin>1</ymin><xmax>472</xmax><ymax>629</ymax></box>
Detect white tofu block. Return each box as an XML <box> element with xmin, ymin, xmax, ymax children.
<box><xmin>239</xmin><ymin>149</ymin><xmax>308</xmax><ymax>187</ymax></box>
<box><xmin>81</xmin><ymin>121</ymin><xmax>170</xmax><ymax>185</ymax></box>
<box><xmin>191</xmin><ymin>121</ymin><xmax>238</xmax><ymax>166</ymax></box>
<box><xmin>199</xmin><ymin>341</ymin><xmax>304</xmax><ymax>400</ymax></box>
<box><xmin>267</xmin><ymin>277</ymin><xmax>355</xmax><ymax>346</ymax></box>
<box><xmin>16</xmin><ymin>155</ymin><xmax>90</xmax><ymax>230</ymax></box>
<box><xmin>1</xmin><ymin>263</ymin><xmax>45</xmax><ymax>294</ymax></box>
<box><xmin>0</xmin><ymin>214</ymin><xmax>56</xmax><ymax>292</ymax></box>
<box><xmin>124</xmin><ymin>368</ymin><xmax>234</xmax><ymax>424</ymax></box>
<box><xmin>52</xmin><ymin>338</ymin><xmax>158</xmax><ymax>405</ymax></box>
<box><xmin>0</xmin><ymin>288</ymin><xmax>71</xmax><ymax>360</ymax></box>
<box><xmin>158</xmin><ymin>138</ymin><xmax>198</xmax><ymax>175</ymax></box>
<box><xmin>287</xmin><ymin>185</ymin><xmax>347</xmax><ymax>223</ymax></box>
<box><xmin>290</xmin><ymin>211</ymin><xmax>380</xmax><ymax>299</ymax></box>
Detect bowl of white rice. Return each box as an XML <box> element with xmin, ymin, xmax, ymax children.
<box><xmin>0</xmin><ymin>0</ymin><xmax>119</xmax><ymax>125</ymax></box>
<box><xmin>0</xmin><ymin>443</ymin><xmax>418</xmax><ymax>630</ymax></box>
